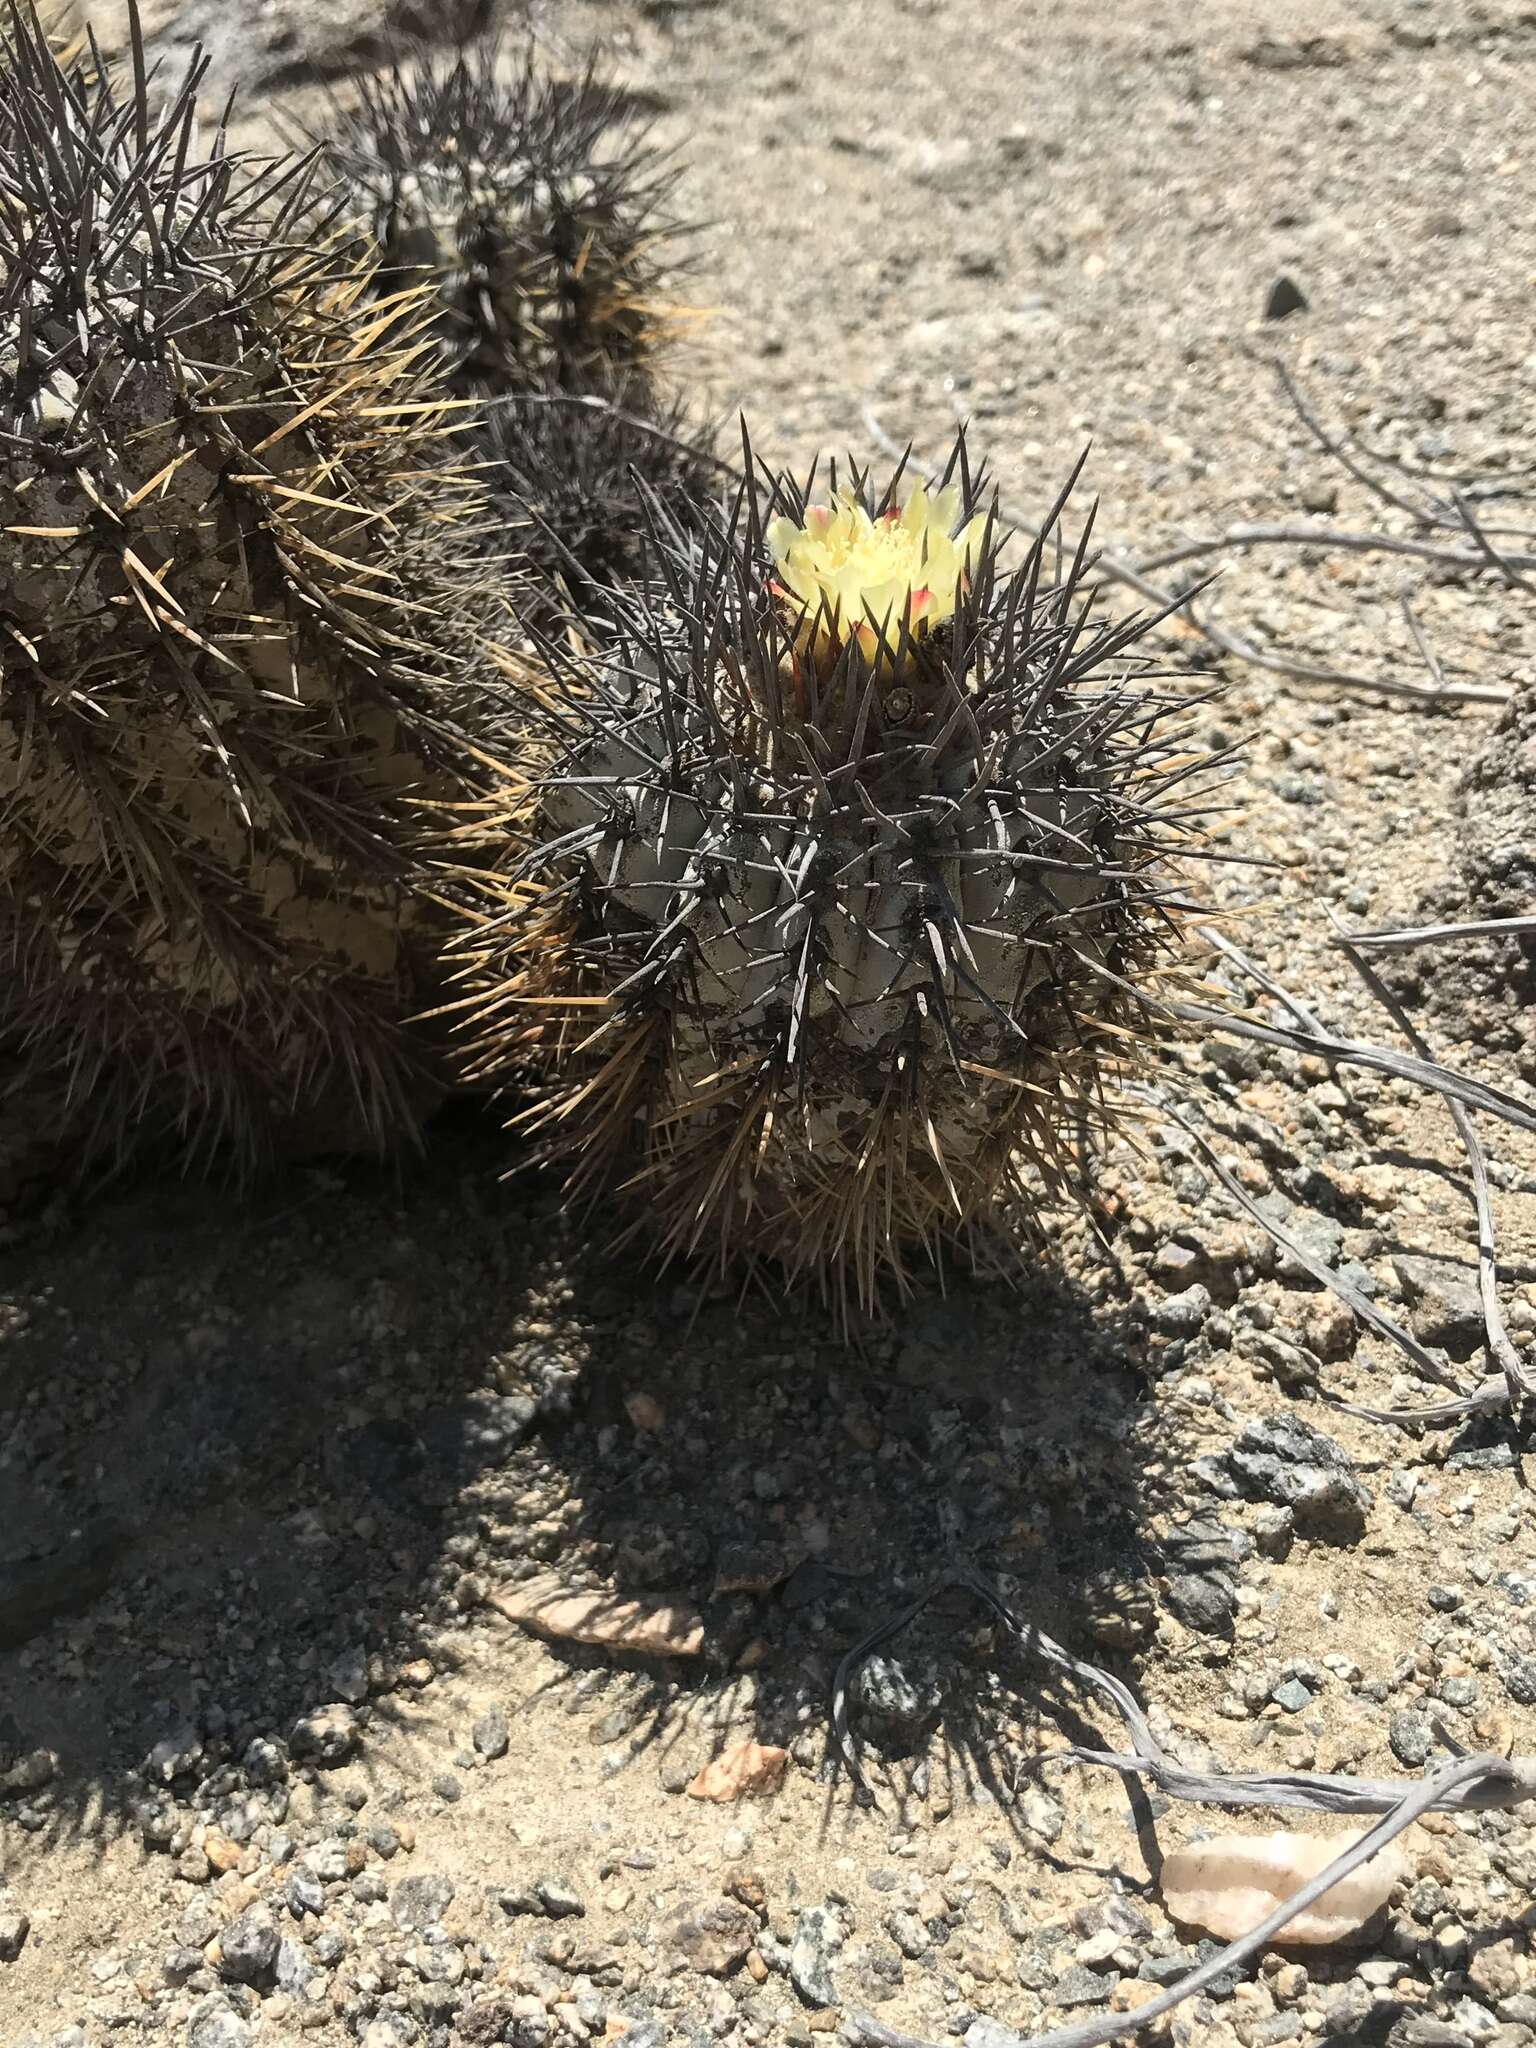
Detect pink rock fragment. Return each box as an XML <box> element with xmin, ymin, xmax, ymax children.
<box><xmin>490</xmin><ymin>1577</ymin><xmax>704</xmax><ymax>1658</ymax></box>
<box><xmin>1160</xmin><ymin>1829</ymin><xmax>1410</xmax><ymax>1946</ymax></box>
<box><xmin>686</xmin><ymin>1740</ymin><xmax>788</xmax><ymax>1802</ymax></box>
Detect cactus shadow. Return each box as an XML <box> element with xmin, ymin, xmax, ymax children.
<box><xmin>0</xmin><ymin>1120</ymin><xmax>1182</xmax><ymax>1884</ymax></box>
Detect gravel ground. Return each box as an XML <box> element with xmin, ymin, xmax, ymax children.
<box><xmin>5</xmin><ymin>2</ymin><xmax>1536</xmax><ymax>2047</ymax></box>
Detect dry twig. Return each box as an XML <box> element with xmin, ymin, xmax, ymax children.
<box><xmin>835</xmin><ymin>1568</ymin><xmax>1536</xmax><ymax>2048</ymax></box>
<box><xmin>1327</xmin><ymin>913</ymin><xmax>1536</xmax><ymax>1406</ymax></box>
<box><xmin>1332</xmin><ymin>914</ymin><xmax>1536</xmax><ymax>953</ymax></box>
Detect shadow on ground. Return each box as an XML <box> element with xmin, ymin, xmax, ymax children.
<box><xmin>0</xmin><ymin>1111</ymin><xmax>1202</xmax><ymax>1868</ymax></box>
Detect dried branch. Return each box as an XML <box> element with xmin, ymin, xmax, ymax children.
<box><xmin>1198</xmin><ymin>927</ymin><xmax>1323</xmax><ymax>1034</ymax></box>
<box><xmin>835</xmin><ymin>1568</ymin><xmax>1536</xmax><ymax>2048</ymax></box>
<box><xmin>1333</xmin><ymin>914</ymin><xmax>1536</xmax><ymax>953</ymax></box>
<box><xmin>1168</xmin><ymin>999</ymin><xmax>1536</xmax><ymax>1135</ymax></box>
<box><xmin>1450</xmin><ymin>484</ymin><xmax>1536</xmax><ymax>592</ymax></box>
<box><xmin>1261</xmin><ymin>354</ymin><xmax>1452</xmax><ymax>527</ymax></box>
<box><xmin>1327</xmin><ymin>913</ymin><xmax>1536</xmax><ymax>1407</ymax></box>
<box><xmin>1144</xmin><ymin>1090</ymin><xmax>1474</xmax><ymax>1403</ymax></box>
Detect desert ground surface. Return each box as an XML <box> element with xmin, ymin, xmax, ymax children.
<box><xmin>5</xmin><ymin>3</ymin><xmax>1536</xmax><ymax>2048</ymax></box>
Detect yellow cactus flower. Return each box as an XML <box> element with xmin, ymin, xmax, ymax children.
<box><xmin>766</xmin><ymin>483</ymin><xmax>988</xmax><ymax>668</ymax></box>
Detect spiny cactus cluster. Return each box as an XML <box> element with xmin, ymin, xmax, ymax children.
<box><xmin>454</xmin><ymin>439</ymin><xmax>1224</xmax><ymax>1310</ymax></box>
<box><xmin>2</xmin><ymin>3</ymin><xmax>1228</xmax><ymax>1319</ymax></box>
<box><xmin>317</xmin><ymin>36</ymin><xmax>716</xmax><ymax>635</ymax></box>
<box><xmin>0</xmin><ymin>7</ymin><xmax>507</xmax><ymax>1177</ymax></box>
<box><xmin>318</xmin><ymin>40</ymin><xmax>685</xmax><ymax>399</ymax></box>
<box><xmin>484</xmin><ymin>387</ymin><xmax>720</xmax><ymax>623</ymax></box>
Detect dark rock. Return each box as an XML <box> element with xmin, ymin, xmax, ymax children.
<box><xmin>410</xmin><ymin>1980</ymin><xmax>464</xmax><ymax>2024</ymax></box>
<box><xmin>0</xmin><ymin>1748</ymin><xmax>56</xmax><ymax>1797</ymax></box>
<box><xmin>1244</xmin><ymin>36</ymin><xmax>1350</xmax><ymax>70</ymax></box>
<box><xmin>500</xmin><ymin>1876</ymin><xmax>585</xmax><ymax>1920</ymax></box>
<box><xmin>0</xmin><ymin>1906</ymin><xmax>30</xmax><ymax>1963</ymax></box>
<box><xmin>1152</xmin><ymin>1284</ymin><xmax>1211</xmax><ymax>1337</ymax></box>
<box><xmin>1140</xmin><ymin>1950</ymin><xmax>1203</xmax><ymax>1985</ymax></box>
<box><xmin>1391</xmin><ymin>1253</ymin><xmax>1484</xmax><ymax>1357</ymax></box>
<box><xmin>391</xmin><ymin>1875</ymin><xmax>455</xmax><ymax>1933</ymax></box>
<box><xmin>301</xmin><ymin>1838</ymin><xmax>352</xmax><ymax>1883</ymax></box>
<box><xmin>1263</xmin><ymin>274</ymin><xmax>1309</xmax><ymax>320</ymax></box>
<box><xmin>885</xmin><ymin>1910</ymin><xmax>930</xmax><ymax>1960</ymax></box>
<box><xmin>1446</xmin><ymin>1442</ymin><xmax>1515</xmax><ymax>1472</ymax></box>
<box><xmin>362</xmin><ymin>2018</ymin><xmax>422</xmax><ymax>2048</ymax></box>
<box><xmin>185</xmin><ymin>1997</ymin><xmax>253</xmax><ymax>2048</ymax></box>
<box><xmin>1052</xmin><ymin>1963</ymin><xmax>1113</xmax><ymax>2008</ymax></box>
<box><xmin>534</xmin><ymin>1877</ymin><xmax>584</xmax><ymax>1918</ymax></box>
<box><xmin>216</xmin><ymin>1903</ymin><xmax>278</xmax><ymax>1986</ymax></box>
<box><xmin>137</xmin><ymin>1796</ymin><xmax>180</xmax><ymax>1849</ymax></box>
<box><xmin>1222</xmin><ymin>1415</ymin><xmax>1371</xmax><ymax>1540</ymax></box>
<box><xmin>658</xmin><ymin>1898</ymin><xmax>758</xmax><ymax>1975</ymax></box>
<box><xmin>240</xmin><ymin>1738</ymin><xmax>287</xmax><ymax>1788</ymax></box>
<box><xmin>1388</xmin><ymin>2021</ymin><xmax>1475</xmax><ymax>2048</ymax></box>
<box><xmin>1252</xmin><ymin>1504</ymin><xmax>1294</xmax><ymax>1560</ymax></box>
<box><xmin>178</xmin><ymin>1903</ymin><xmax>219</xmax><ymax>1951</ymax></box>
<box><xmin>848</xmin><ymin>1937</ymin><xmax>903</xmax><ymax>2003</ymax></box>
<box><xmin>144</xmin><ymin>1726</ymin><xmax>203</xmax><ymax>1783</ymax></box>
<box><xmin>286</xmin><ymin>1872</ymin><xmax>325</xmax><ymax>1917</ymax></box>
<box><xmin>1271</xmin><ymin>1677</ymin><xmax>1312</xmax><ymax>1713</ymax></box>
<box><xmin>472</xmin><ymin>1705</ymin><xmax>509</xmax><ymax>1760</ymax></box>
<box><xmin>1389</xmin><ymin>1711</ymin><xmax>1434</xmax><ymax>1768</ymax></box>
<box><xmin>854</xmin><ymin>1655</ymin><xmax>943</xmax><ymax>1753</ymax></box>
<box><xmin>1501</xmin><ymin>1655</ymin><xmax>1536</xmax><ymax>1707</ymax></box>
<box><xmin>1163</xmin><ymin>1570</ymin><xmax>1236</xmax><ymax>1637</ymax></box>
<box><xmin>458</xmin><ymin>2004</ymin><xmax>520</xmax><ymax>2047</ymax></box>
<box><xmin>274</xmin><ymin>1939</ymin><xmax>314</xmax><ymax>1996</ymax></box>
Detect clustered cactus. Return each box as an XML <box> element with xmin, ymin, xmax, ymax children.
<box><xmin>316</xmin><ymin>34</ymin><xmax>715</xmax><ymax>642</ymax></box>
<box><xmin>453</xmin><ymin>442</ymin><xmax>1221</xmax><ymax>1309</ymax></box>
<box><xmin>0</xmin><ymin>8</ymin><xmax>504</xmax><ymax>1176</ymax></box>
<box><xmin>316</xmin><ymin>40</ymin><xmax>685</xmax><ymax>398</ymax></box>
<box><xmin>2</xmin><ymin>3</ymin><xmax>1224</xmax><ymax>1314</ymax></box>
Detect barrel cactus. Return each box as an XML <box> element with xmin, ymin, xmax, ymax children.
<box><xmin>454</xmin><ymin>435</ymin><xmax>1223</xmax><ymax>1311</ymax></box>
<box><xmin>318</xmin><ymin>37</ymin><xmax>683</xmax><ymax>395</ymax></box>
<box><xmin>0</xmin><ymin>6</ymin><xmax>507</xmax><ymax>1180</ymax></box>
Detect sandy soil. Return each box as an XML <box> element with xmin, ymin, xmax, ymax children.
<box><xmin>4</xmin><ymin>3</ymin><xmax>1536</xmax><ymax>2047</ymax></box>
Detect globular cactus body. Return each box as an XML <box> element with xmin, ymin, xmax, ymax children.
<box><xmin>458</xmin><ymin>438</ymin><xmax>1225</xmax><ymax>1311</ymax></box>
<box><xmin>319</xmin><ymin>40</ymin><xmax>682</xmax><ymax>396</ymax></box>
<box><xmin>0</xmin><ymin>7</ymin><xmax>504</xmax><ymax>1178</ymax></box>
